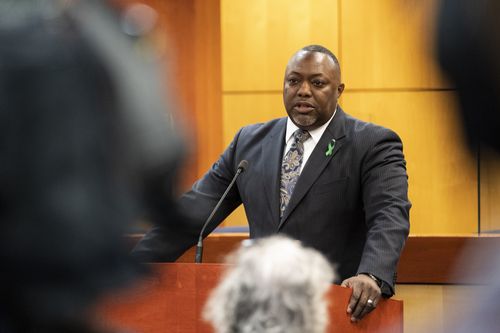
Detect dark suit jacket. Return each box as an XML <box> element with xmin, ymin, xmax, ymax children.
<box><xmin>133</xmin><ymin>107</ymin><xmax>411</xmax><ymax>295</ymax></box>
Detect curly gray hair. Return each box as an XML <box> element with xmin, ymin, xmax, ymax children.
<box><xmin>203</xmin><ymin>236</ymin><xmax>336</xmax><ymax>333</ymax></box>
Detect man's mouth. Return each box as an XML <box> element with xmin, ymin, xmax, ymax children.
<box><xmin>294</xmin><ymin>102</ymin><xmax>315</xmax><ymax>113</ymax></box>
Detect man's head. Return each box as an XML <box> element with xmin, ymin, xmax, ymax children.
<box><xmin>283</xmin><ymin>45</ymin><xmax>345</xmax><ymax>131</ymax></box>
<box><xmin>203</xmin><ymin>236</ymin><xmax>335</xmax><ymax>333</ymax></box>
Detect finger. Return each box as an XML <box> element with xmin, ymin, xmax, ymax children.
<box><xmin>361</xmin><ymin>297</ymin><xmax>377</xmax><ymax>317</ymax></box>
<box><xmin>369</xmin><ymin>297</ymin><xmax>379</xmax><ymax>308</ymax></box>
<box><xmin>353</xmin><ymin>295</ymin><xmax>379</xmax><ymax>321</ymax></box>
<box><xmin>347</xmin><ymin>287</ymin><xmax>362</xmax><ymax>315</ymax></box>
<box><xmin>350</xmin><ymin>294</ymin><xmax>369</xmax><ymax>321</ymax></box>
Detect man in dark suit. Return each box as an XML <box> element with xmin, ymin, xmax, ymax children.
<box><xmin>133</xmin><ymin>45</ymin><xmax>411</xmax><ymax>321</ymax></box>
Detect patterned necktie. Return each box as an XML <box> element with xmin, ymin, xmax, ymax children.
<box><xmin>280</xmin><ymin>129</ymin><xmax>310</xmax><ymax>218</ymax></box>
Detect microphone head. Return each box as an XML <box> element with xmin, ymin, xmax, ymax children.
<box><xmin>237</xmin><ymin>160</ymin><xmax>248</xmax><ymax>172</ymax></box>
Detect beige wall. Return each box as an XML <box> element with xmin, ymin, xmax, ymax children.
<box><xmin>395</xmin><ymin>284</ymin><xmax>480</xmax><ymax>333</ymax></box>
<box><xmin>220</xmin><ymin>0</ymin><xmax>489</xmax><ymax>233</ymax></box>
<box><xmin>481</xmin><ymin>152</ymin><xmax>500</xmax><ymax>232</ymax></box>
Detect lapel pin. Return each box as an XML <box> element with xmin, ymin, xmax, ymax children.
<box><xmin>325</xmin><ymin>139</ymin><xmax>336</xmax><ymax>156</ymax></box>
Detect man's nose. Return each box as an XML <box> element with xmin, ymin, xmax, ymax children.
<box><xmin>297</xmin><ymin>81</ymin><xmax>312</xmax><ymax>97</ymax></box>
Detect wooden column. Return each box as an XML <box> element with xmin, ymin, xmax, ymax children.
<box><xmin>113</xmin><ymin>0</ymin><xmax>222</xmax><ymax>191</ymax></box>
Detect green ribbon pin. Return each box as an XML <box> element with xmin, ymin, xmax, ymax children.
<box><xmin>325</xmin><ymin>139</ymin><xmax>336</xmax><ymax>156</ymax></box>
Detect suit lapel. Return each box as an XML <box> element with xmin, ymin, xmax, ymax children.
<box><xmin>262</xmin><ymin>118</ymin><xmax>287</xmax><ymax>226</ymax></box>
<box><xmin>278</xmin><ymin>108</ymin><xmax>347</xmax><ymax>229</ymax></box>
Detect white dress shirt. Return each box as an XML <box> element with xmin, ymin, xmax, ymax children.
<box><xmin>283</xmin><ymin>106</ymin><xmax>337</xmax><ymax>174</ymax></box>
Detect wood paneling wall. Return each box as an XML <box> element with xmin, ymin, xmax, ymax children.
<box><xmin>115</xmin><ymin>0</ymin><xmax>222</xmax><ymax>191</ymax></box>
<box><xmin>119</xmin><ymin>0</ymin><xmax>497</xmax><ymax>233</ymax></box>
<box><xmin>342</xmin><ymin>91</ymin><xmax>477</xmax><ymax>234</ymax></box>
<box><xmin>219</xmin><ymin>0</ymin><xmax>492</xmax><ymax>233</ymax></box>
<box><xmin>114</xmin><ymin>0</ymin><xmax>497</xmax><ymax>231</ymax></box>
<box><xmin>222</xmin><ymin>0</ymin><xmax>339</xmax><ymax>92</ymax></box>
<box><xmin>341</xmin><ymin>0</ymin><xmax>447</xmax><ymax>89</ymax></box>
<box><xmin>160</xmin><ymin>0</ymin><xmax>222</xmax><ymax>189</ymax></box>
<box><xmin>480</xmin><ymin>151</ymin><xmax>500</xmax><ymax>232</ymax></box>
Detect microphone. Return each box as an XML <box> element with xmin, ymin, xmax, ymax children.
<box><xmin>195</xmin><ymin>160</ymin><xmax>248</xmax><ymax>263</ymax></box>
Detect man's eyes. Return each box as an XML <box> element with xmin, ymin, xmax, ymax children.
<box><xmin>287</xmin><ymin>78</ymin><xmax>326</xmax><ymax>87</ymax></box>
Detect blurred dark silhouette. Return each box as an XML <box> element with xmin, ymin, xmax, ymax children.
<box><xmin>437</xmin><ymin>0</ymin><xmax>500</xmax><ymax>152</ymax></box>
<box><xmin>436</xmin><ymin>0</ymin><xmax>500</xmax><ymax>332</ymax></box>
<box><xmin>0</xmin><ymin>1</ymin><xmax>183</xmax><ymax>332</ymax></box>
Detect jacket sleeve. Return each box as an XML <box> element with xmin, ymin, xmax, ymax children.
<box><xmin>356</xmin><ymin>127</ymin><xmax>411</xmax><ymax>296</ymax></box>
<box><xmin>131</xmin><ymin>128</ymin><xmax>245</xmax><ymax>262</ymax></box>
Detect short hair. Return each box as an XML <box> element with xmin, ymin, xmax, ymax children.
<box><xmin>203</xmin><ymin>236</ymin><xmax>336</xmax><ymax>333</ymax></box>
<box><xmin>300</xmin><ymin>44</ymin><xmax>340</xmax><ymax>67</ymax></box>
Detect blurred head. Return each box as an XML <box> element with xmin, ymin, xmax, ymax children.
<box><xmin>437</xmin><ymin>0</ymin><xmax>500</xmax><ymax>152</ymax></box>
<box><xmin>203</xmin><ymin>236</ymin><xmax>335</xmax><ymax>333</ymax></box>
<box><xmin>283</xmin><ymin>45</ymin><xmax>345</xmax><ymax>131</ymax></box>
<box><xmin>0</xmin><ymin>1</ymin><xmax>182</xmax><ymax>331</ymax></box>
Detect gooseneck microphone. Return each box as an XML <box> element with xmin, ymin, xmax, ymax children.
<box><xmin>195</xmin><ymin>160</ymin><xmax>248</xmax><ymax>263</ymax></box>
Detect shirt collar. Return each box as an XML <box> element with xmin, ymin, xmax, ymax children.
<box><xmin>285</xmin><ymin>106</ymin><xmax>338</xmax><ymax>144</ymax></box>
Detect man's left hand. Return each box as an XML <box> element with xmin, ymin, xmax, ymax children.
<box><xmin>341</xmin><ymin>274</ymin><xmax>382</xmax><ymax>322</ymax></box>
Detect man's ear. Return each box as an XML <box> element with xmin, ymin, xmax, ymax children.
<box><xmin>338</xmin><ymin>83</ymin><xmax>345</xmax><ymax>97</ymax></box>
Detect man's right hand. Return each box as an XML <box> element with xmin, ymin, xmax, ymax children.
<box><xmin>341</xmin><ymin>274</ymin><xmax>382</xmax><ymax>322</ymax></box>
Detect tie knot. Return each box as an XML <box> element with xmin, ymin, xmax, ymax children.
<box><xmin>293</xmin><ymin>129</ymin><xmax>310</xmax><ymax>144</ymax></box>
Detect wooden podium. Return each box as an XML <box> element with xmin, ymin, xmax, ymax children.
<box><xmin>97</xmin><ymin>263</ymin><xmax>403</xmax><ymax>333</ymax></box>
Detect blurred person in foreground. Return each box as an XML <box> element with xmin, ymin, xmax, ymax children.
<box><xmin>203</xmin><ymin>236</ymin><xmax>335</xmax><ymax>333</ymax></box>
<box><xmin>0</xmin><ymin>1</ymin><xmax>183</xmax><ymax>332</ymax></box>
<box><xmin>437</xmin><ymin>0</ymin><xmax>500</xmax><ymax>332</ymax></box>
<box><xmin>134</xmin><ymin>44</ymin><xmax>411</xmax><ymax>322</ymax></box>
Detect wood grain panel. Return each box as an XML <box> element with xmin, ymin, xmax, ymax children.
<box><xmin>150</xmin><ymin>0</ymin><xmax>201</xmax><ymax>189</ymax></box>
<box><xmin>397</xmin><ymin>235</ymin><xmax>500</xmax><ymax>284</ymax></box>
<box><xmin>341</xmin><ymin>0</ymin><xmax>449</xmax><ymax>89</ymax></box>
<box><xmin>193</xmin><ymin>0</ymin><xmax>223</xmax><ymax>177</ymax></box>
<box><xmin>223</xmin><ymin>206</ymin><xmax>248</xmax><ymax>227</ymax></box>
<box><xmin>116</xmin><ymin>0</ymin><xmax>222</xmax><ymax>189</ymax></box>
<box><xmin>98</xmin><ymin>263</ymin><xmax>403</xmax><ymax>333</ymax></box>
<box><xmin>221</xmin><ymin>0</ymin><xmax>339</xmax><ymax>92</ymax></box>
<box><xmin>341</xmin><ymin>91</ymin><xmax>477</xmax><ymax>234</ymax></box>
<box><xmin>396</xmin><ymin>285</ymin><xmax>479</xmax><ymax>333</ymax></box>
<box><xmin>395</xmin><ymin>285</ymin><xmax>445</xmax><ymax>333</ymax></box>
<box><xmin>111</xmin><ymin>0</ymin><xmax>203</xmax><ymax>189</ymax></box>
<box><xmin>480</xmin><ymin>150</ymin><xmax>500</xmax><ymax>233</ymax></box>
<box><xmin>222</xmin><ymin>93</ymin><xmax>284</xmax><ymax>145</ymax></box>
